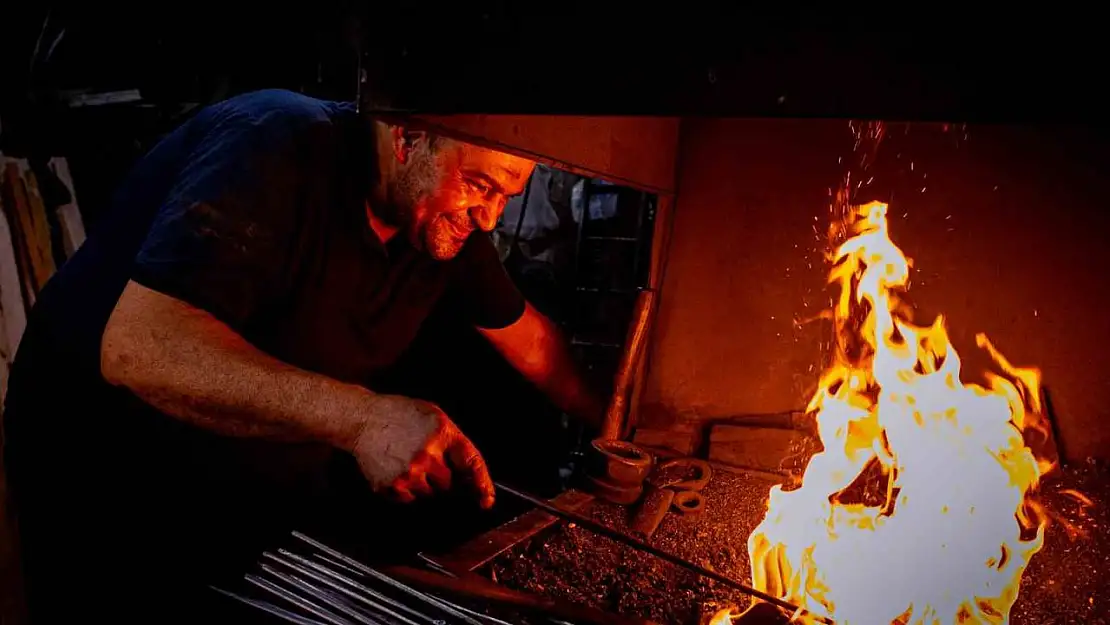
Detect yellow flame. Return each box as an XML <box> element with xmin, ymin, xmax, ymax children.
<box><xmin>708</xmin><ymin>608</ymin><xmax>735</xmax><ymax>625</ymax></box>
<box><xmin>746</xmin><ymin>201</ymin><xmax>1049</xmax><ymax>624</ymax></box>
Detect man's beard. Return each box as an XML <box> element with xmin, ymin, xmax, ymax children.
<box><xmin>381</xmin><ymin>146</ymin><xmax>441</xmax><ymax>232</ymax></box>
<box><xmin>379</xmin><ymin>147</ymin><xmax>471</xmax><ymax>260</ymax></box>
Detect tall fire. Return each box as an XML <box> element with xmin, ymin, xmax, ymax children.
<box><xmin>718</xmin><ymin>201</ymin><xmax>1054</xmax><ymax>624</ymax></box>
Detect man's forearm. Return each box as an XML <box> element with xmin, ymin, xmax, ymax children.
<box><xmin>101</xmin><ymin>281</ymin><xmax>370</xmax><ymax>449</ymax></box>
<box><xmin>534</xmin><ymin>343</ymin><xmax>607</xmax><ymax>429</ymax></box>
<box><xmin>480</xmin><ymin>303</ymin><xmax>606</xmax><ymax>429</ymax></box>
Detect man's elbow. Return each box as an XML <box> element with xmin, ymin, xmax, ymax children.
<box><xmin>99</xmin><ymin>281</ymin><xmax>165</xmax><ymax>388</ymax></box>
<box><xmin>100</xmin><ymin>313</ymin><xmax>141</xmax><ymax>388</ymax></box>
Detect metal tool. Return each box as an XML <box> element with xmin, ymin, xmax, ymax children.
<box><xmin>629</xmin><ymin>486</ymin><xmax>672</xmax><ymax>538</ymax></box>
<box><xmin>654</xmin><ymin>458</ymin><xmax>711</xmax><ymax>516</ymax></box>
<box><xmin>493</xmin><ymin>481</ymin><xmax>831</xmax><ymax>624</ymax></box>
<box><xmin>631</xmin><ymin>457</ymin><xmax>712</xmax><ymax>537</ymax></box>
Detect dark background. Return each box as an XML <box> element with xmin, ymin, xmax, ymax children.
<box><xmin>3</xmin><ymin>7</ymin><xmax>1107</xmax><ymax>235</ymax></box>
<box><xmin>2</xmin><ymin>6</ymin><xmax>1109</xmax><ymax>470</ymax></box>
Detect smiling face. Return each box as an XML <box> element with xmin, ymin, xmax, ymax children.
<box><xmin>377</xmin><ymin>125</ymin><xmax>535</xmax><ymax>260</ymax></box>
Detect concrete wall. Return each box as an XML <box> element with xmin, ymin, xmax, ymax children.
<box><xmin>641</xmin><ymin>118</ymin><xmax>1110</xmax><ymax>464</ymax></box>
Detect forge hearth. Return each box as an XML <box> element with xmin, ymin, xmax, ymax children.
<box><xmin>477</xmin><ymin>467</ymin><xmax>1110</xmax><ymax>625</ymax></box>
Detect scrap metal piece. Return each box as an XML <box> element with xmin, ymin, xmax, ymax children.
<box><xmin>588</xmin><ymin>439</ymin><xmax>654</xmax><ymax>486</ymax></box>
<box><xmin>585</xmin><ymin>474</ymin><xmax>644</xmax><ymax>505</ymax></box>
<box><xmin>650</xmin><ymin>458</ymin><xmax>713</xmax><ymax>492</ymax></box>
<box><xmin>630</xmin><ymin>486</ymin><xmax>675</xmax><ymax>538</ymax></box>
<box><xmin>671</xmin><ymin>490</ymin><xmax>705</xmax><ymax>516</ymax></box>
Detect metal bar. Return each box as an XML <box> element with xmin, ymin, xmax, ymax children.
<box><xmin>290</xmin><ymin>533</ymin><xmax>486</xmax><ymax>625</ymax></box>
<box><xmin>630</xmin><ymin>192</ymin><xmax>648</xmax><ymax>288</ymax></box>
<box><xmin>259</xmin><ymin>563</ymin><xmax>388</xmax><ymax>625</ymax></box>
<box><xmin>246</xmin><ymin>573</ymin><xmax>358</xmax><ymax>625</ymax></box>
<box><xmin>584</xmin><ymin>235</ymin><xmax>638</xmax><ymax>242</ymax></box>
<box><xmin>600</xmin><ymin>289</ymin><xmax>656</xmax><ymax>440</ymax></box>
<box><xmin>210</xmin><ymin>586</ymin><xmax>330</xmax><ymax>625</ymax></box>
<box><xmin>384</xmin><ymin>565</ymin><xmax>656</xmax><ymax>625</ymax></box>
<box><xmin>314</xmin><ymin>587</ymin><xmax>394</xmax><ymax>625</ymax></box>
<box><xmin>276</xmin><ymin>550</ymin><xmax>443</xmax><ymax>625</ymax></box>
<box><xmin>570</xmin><ymin>339</ymin><xmax>623</xmax><ymax>349</ymax></box>
<box><xmin>263</xmin><ymin>553</ymin><xmax>425</xmax><ymax>625</ymax></box>
<box><xmin>430</xmin><ymin>598</ymin><xmax>515</xmax><ymax>625</ymax></box>
<box><xmin>493</xmin><ymin>481</ymin><xmax>831</xmax><ymax>624</ymax></box>
<box><xmin>415</xmin><ymin>553</ymin><xmax>457</xmax><ymax>578</ymax></box>
<box><xmin>508</xmin><ymin>169</ymin><xmax>535</xmax><ymax>254</ymax></box>
<box><xmin>431</xmin><ymin>489</ymin><xmax>595</xmax><ymax>573</ymax></box>
<box><xmin>309</xmin><ymin>552</ymin><xmax>367</xmax><ymax>578</ymax></box>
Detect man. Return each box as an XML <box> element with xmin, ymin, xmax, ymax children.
<box><xmin>3</xmin><ymin>88</ymin><xmax>604</xmax><ymax>621</ymax></box>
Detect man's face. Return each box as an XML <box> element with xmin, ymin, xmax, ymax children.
<box><xmin>386</xmin><ymin>128</ymin><xmax>534</xmax><ymax>260</ymax></box>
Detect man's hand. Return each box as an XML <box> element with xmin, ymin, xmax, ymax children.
<box><xmin>102</xmin><ymin>283</ymin><xmax>496</xmax><ymax>508</ymax></box>
<box><xmin>349</xmin><ymin>395</ymin><xmax>496</xmax><ymax>509</ymax></box>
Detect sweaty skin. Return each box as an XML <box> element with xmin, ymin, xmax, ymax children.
<box><xmin>372</xmin><ymin>124</ymin><xmax>534</xmax><ymax>259</ymax></box>
<box><xmin>102</xmin><ymin>120</ymin><xmax>602</xmax><ymax>509</ymax></box>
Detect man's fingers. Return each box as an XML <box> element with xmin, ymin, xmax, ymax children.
<box><xmin>424</xmin><ymin>457</ymin><xmax>453</xmax><ymax>492</ymax></box>
<box><xmin>412</xmin><ymin>447</ymin><xmax>452</xmax><ymax>492</ymax></box>
<box><xmin>408</xmin><ymin>472</ymin><xmax>435</xmax><ymax>498</ymax></box>
<box><xmin>446</xmin><ymin>432</ymin><xmax>495</xmax><ymax>509</ymax></box>
<box><xmin>389</xmin><ymin>481</ymin><xmax>416</xmax><ymax>504</ymax></box>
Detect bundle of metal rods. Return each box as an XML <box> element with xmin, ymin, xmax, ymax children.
<box><xmin>215</xmin><ymin>483</ymin><xmax>819</xmax><ymax>624</ymax></box>
<box><xmin>213</xmin><ymin>531</ymin><xmax>518</xmax><ymax>625</ymax></box>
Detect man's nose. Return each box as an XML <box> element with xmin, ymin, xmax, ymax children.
<box><xmin>469</xmin><ymin>204</ymin><xmax>498</xmax><ymax>233</ymax></box>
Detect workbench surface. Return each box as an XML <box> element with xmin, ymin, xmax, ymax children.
<box><xmin>487</xmin><ymin>465</ymin><xmax>1110</xmax><ymax>624</ymax></box>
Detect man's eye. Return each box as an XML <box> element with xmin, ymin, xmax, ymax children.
<box><xmin>467</xmin><ymin>179</ymin><xmax>491</xmax><ymax>195</ymax></box>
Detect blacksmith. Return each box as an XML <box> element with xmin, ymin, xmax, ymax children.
<box><xmin>3</xmin><ymin>88</ymin><xmax>604</xmax><ymax>622</ymax></box>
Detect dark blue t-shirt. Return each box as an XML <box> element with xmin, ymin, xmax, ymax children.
<box><xmin>19</xmin><ymin>88</ymin><xmax>525</xmax><ymax>391</ymax></box>
<box><xmin>129</xmin><ymin>89</ymin><xmax>525</xmax><ymax>383</ymax></box>
<box><xmin>3</xmin><ymin>89</ymin><xmax>525</xmax><ymax>619</ymax></box>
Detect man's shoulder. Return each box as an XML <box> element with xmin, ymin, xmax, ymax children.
<box><xmin>196</xmin><ymin>89</ymin><xmax>358</xmax><ymax>139</ymax></box>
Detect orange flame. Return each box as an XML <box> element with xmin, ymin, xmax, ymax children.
<box><xmin>708</xmin><ymin>608</ymin><xmax>736</xmax><ymax>625</ymax></box>
<box><xmin>745</xmin><ymin>201</ymin><xmax>1050</xmax><ymax>624</ymax></box>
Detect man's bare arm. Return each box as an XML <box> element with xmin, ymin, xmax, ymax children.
<box><xmin>101</xmin><ymin>281</ymin><xmax>498</xmax><ymax>506</ymax></box>
<box><xmin>101</xmin><ymin>281</ymin><xmax>374</xmax><ymax>447</ymax></box>
<box><xmin>478</xmin><ymin>302</ymin><xmax>606</xmax><ymax>429</ymax></box>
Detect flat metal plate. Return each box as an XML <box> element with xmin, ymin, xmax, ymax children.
<box><xmin>432</xmin><ymin>489</ymin><xmax>595</xmax><ymax>574</ymax></box>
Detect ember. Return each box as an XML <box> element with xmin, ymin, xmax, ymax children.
<box><xmin>727</xmin><ymin>201</ymin><xmax>1054</xmax><ymax>624</ymax></box>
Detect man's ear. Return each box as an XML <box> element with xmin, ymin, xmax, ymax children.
<box><xmin>390</xmin><ymin>126</ymin><xmax>428</xmax><ymax>165</ymax></box>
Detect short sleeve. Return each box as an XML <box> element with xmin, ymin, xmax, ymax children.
<box><xmin>131</xmin><ymin>96</ymin><xmax>335</xmax><ymax>330</ymax></box>
<box><xmin>445</xmin><ymin>233</ymin><xmax>527</xmax><ymax>330</ymax></box>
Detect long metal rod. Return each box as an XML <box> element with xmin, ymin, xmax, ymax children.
<box><xmin>210</xmin><ymin>586</ymin><xmax>329</xmax><ymax>625</ymax></box>
<box><xmin>259</xmin><ymin>563</ymin><xmax>389</xmax><ymax>625</ymax></box>
<box><xmin>493</xmin><ymin>481</ymin><xmax>832</xmax><ymax>624</ymax></box>
<box><xmin>268</xmin><ymin>550</ymin><xmax>435</xmax><ymax>625</ymax></box>
<box><xmin>291</xmin><ymin>532</ymin><xmax>486</xmax><ymax>625</ymax></box>
<box><xmin>246</xmin><ymin>574</ymin><xmax>357</xmax><ymax>625</ymax></box>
